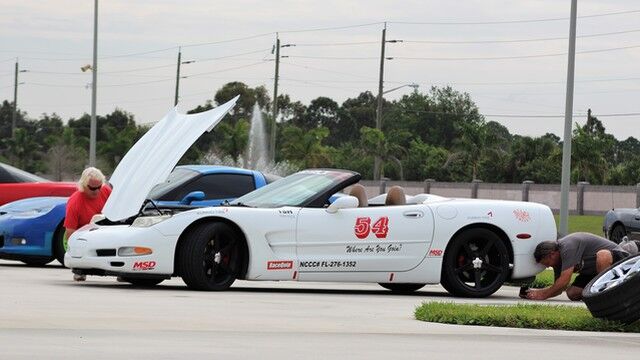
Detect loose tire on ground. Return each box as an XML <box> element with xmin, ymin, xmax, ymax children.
<box><xmin>440</xmin><ymin>228</ymin><xmax>510</xmax><ymax>298</ymax></box>
<box><xmin>583</xmin><ymin>253</ymin><xmax>640</xmax><ymax>324</ymax></box>
<box><xmin>178</xmin><ymin>222</ymin><xmax>242</xmax><ymax>291</ymax></box>
<box><xmin>378</xmin><ymin>283</ymin><xmax>425</xmax><ymax>293</ymax></box>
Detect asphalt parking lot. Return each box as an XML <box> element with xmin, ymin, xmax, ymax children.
<box><xmin>1</xmin><ymin>259</ymin><xmax>639</xmax><ymax>359</ymax></box>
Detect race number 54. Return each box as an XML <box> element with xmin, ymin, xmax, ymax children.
<box><xmin>355</xmin><ymin>216</ymin><xmax>389</xmax><ymax>239</ymax></box>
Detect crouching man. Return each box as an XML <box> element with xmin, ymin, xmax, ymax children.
<box><xmin>525</xmin><ymin>232</ymin><xmax>631</xmax><ymax>301</ymax></box>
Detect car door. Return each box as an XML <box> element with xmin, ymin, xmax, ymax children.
<box><xmin>627</xmin><ymin>209</ymin><xmax>640</xmax><ymax>240</ymax></box>
<box><xmin>295</xmin><ymin>204</ymin><xmax>434</xmax><ymax>274</ymax></box>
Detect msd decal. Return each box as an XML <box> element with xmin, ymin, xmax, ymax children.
<box><xmin>267</xmin><ymin>260</ymin><xmax>293</xmax><ymax>270</ymax></box>
<box><xmin>428</xmin><ymin>249</ymin><xmax>443</xmax><ymax>257</ymax></box>
<box><xmin>132</xmin><ymin>261</ymin><xmax>156</xmax><ymax>271</ymax></box>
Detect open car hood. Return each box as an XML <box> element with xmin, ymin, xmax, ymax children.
<box><xmin>102</xmin><ymin>96</ymin><xmax>239</xmax><ymax>221</ymax></box>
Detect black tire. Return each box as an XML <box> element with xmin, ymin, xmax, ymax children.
<box><xmin>53</xmin><ymin>224</ymin><xmax>66</xmax><ymax>267</ymax></box>
<box><xmin>609</xmin><ymin>224</ymin><xmax>627</xmax><ymax>244</ymax></box>
<box><xmin>21</xmin><ymin>258</ymin><xmax>53</xmax><ymax>267</ymax></box>
<box><xmin>178</xmin><ymin>222</ymin><xmax>242</xmax><ymax>291</ymax></box>
<box><xmin>119</xmin><ymin>277</ymin><xmax>164</xmax><ymax>287</ymax></box>
<box><xmin>583</xmin><ymin>253</ymin><xmax>640</xmax><ymax>324</ymax></box>
<box><xmin>440</xmin><ymin>228</ymin><xmax>510</xmax><ymax>298</ymax></box>
<box><xmin>378</xmin><ymin>283</ymin><xmax>425</xmax><ymax>293</ymax></box>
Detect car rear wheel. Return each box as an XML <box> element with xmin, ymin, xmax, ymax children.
<box><xmin>440</xmin><ymin>228</ymin><xmax>510</xmax><ymax>298</ymax></box>
<box><xmin>119</xmin><ymin>277</ymin><xmax>164</xmax><ymax>287</ymax></box>
<box><xmin>178</xmin><ymin>222</ymin><xmax>241</xmax><ymax>291</ymax></box>
<box><xmin>583</xmin><ymin>253</ymin><xmax>640</xmax><ymax>324</ymax></box>
<box><xmin>609</xmin><ymin>224</ymin><xmax>627</xmax><ymax>244</ymax></box>
<box><xmin>378</xmin><ymin>283</ymin><xmax>425</xmax><ymax>293</ymax></box>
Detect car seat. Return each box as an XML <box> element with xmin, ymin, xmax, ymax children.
<box><xmin>349</xmin><ymin>184</ymin><xmax>368</xmax><ymax>207</ymax></box>
<box><xmin>385</xmin><ymin>186</ymin><xmax>406</xmax><ymax>206</ymax></box>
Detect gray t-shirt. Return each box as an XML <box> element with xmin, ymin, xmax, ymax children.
<box><xmin>554</xmin><ymin>232</ymin><xmax>620</xmax><ymax>277</ymax></box>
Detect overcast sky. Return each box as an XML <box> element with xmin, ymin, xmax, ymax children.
<box><xmin>1</xmin><ymin>0</ymin><xmax>639</xmax><ymax>140</ymax></box>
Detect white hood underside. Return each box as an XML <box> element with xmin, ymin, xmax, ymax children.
<box><xmin>102</xmin><ymin>96</ymin><xmax>239</xmax><ymax>221</ymax></box>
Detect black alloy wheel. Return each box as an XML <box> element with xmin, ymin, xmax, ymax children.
<box><xmin>583</xmin><ymin>253</ymin><xmax>640</xmax><ymax>324</ymax></box>
<box><xmin>179</xmin><ymin>222</ymin><xmax>241</xmax><ymax>291</ymax></box>
<box><xmin>441</xmin><ymin>228</ymin><xmax>510</xmax><ymax>298</ymax></box>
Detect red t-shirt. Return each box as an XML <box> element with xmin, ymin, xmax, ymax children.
<box><xmin>64</xmin><ymin>185</ymin><xmax>112</xmax><ymax>230</ymax></box>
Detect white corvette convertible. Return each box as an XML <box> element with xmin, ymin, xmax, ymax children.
<box><xmin>66</xmin><ymin>98</ymin><xmax>556</xmax><ymax>298</ymax></box>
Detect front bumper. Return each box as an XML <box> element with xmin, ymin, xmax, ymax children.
<box><xmin>65</xmin><ymin>224</ymin><xmax>177</xmax><ymax>277</ymax></box>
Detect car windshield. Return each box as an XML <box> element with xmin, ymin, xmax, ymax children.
<box><xmin>231</xmin><ymin>169</ymin><xmax>355</xmax><ymax>208</ymax></box>
<box><xmin>147</xmin><ymin>168</ymin><xmax>199</xmax><ymax>200</ymax></box>
<box><xmin>0</xmin><ymin>162</ymin><xmax>49</xmax><ymax>183</ymax></box>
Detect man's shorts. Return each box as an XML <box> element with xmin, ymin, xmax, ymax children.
<box><xmin>571</xmin><ymin>249</ymin><xmax>630</xmax><ymax>288</ymax></box>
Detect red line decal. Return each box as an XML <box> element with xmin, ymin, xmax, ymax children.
<box><xmin>267</xmin><ymin>260</ymin><xmax>293</xmax><ymax>270</ymax></box>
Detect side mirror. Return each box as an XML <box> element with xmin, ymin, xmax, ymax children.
<box><xmin>180</xmin><ymin>191</ymin><xmax>205</xmax><ymax>205</ymax></box>
<box><xmin>326</xmin><ymin>195</ymin><xmax>359</xmax><ymax>214</ymax></box>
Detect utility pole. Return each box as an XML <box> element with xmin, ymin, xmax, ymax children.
<box><xmin>174</xmin><ymin>47</ymin><xmax>182</xmax><ymax>106</ymax></box>
<box><xmin>559</xmin><ymin>0</ymin><xmax>578</xmax><ymax>236</ymax></box>
<box><xmin>89</xmin><ymin>0</ymin><xmax>99</xmax><ymax>167</ymax></box>
<box><xmin>270</xmin><ymin>34</ymin><xmax>280</xmax><ymax>162</ymax></box>
<box><xmin>374</xmin><ymin>23</ymin><xmax>387</xmax><ymax>181</ymax></box>
<box><xmin>12</xmin><ymin>60</ymin><xmax>18</xmax><ymax>138</ymax></box>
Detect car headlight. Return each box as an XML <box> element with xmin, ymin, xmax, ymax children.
<box><xmin>131</xmin><ymin>215</ymin><xmax>171</xmax><ymax>228</ymax></box>
<box><xmin>11</xmin><ymin>205</ymin><xmax>56</xmax><ymax>219</ymax></box>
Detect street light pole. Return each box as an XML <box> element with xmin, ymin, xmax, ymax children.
<box><xmin>559</xmin><ymin>0</ymin><xmax>578</xmax><ymax>236</ymax></box>
<box><xmin>174</xmin><ymin>47</ymin><xmax>182</xmax><ymax>106</ymax></box>
<box><xmin>89</xmin><ymin>0</ymin><xmax>99</xmax><ymax>167</ymax></box>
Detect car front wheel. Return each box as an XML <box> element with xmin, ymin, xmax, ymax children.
<box><xmin>609</xmin><ymin>224</ymin><xmax>627</xmax><ymax>244</ymax></box>
<box><xmin>178</xmin><ymin>222</ymin><xmax>241</xmax><ymax>291</ymax></box>
<box><xmin>440</xmin><ymin>228</ymin><xmax>510</xmax><ymax>298</ymax></box>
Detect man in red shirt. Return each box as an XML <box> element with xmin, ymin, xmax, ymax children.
<box><xmin>64</xmin><ymin>167</ymin><xmax>111</xmax><ymax>280</ymax></box>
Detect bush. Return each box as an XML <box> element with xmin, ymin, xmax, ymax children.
<box><xmin>415</xmin><ymin>302</ymin><xmax>640</xmax><ymax>332</ymax></box>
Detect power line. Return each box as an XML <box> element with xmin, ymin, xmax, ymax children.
<box><xmin>183</xmin><ymin>61</ymin><xmax>270</xmax><ymax>78</ymax></box>
<box><xmin>389</xmin><ymin>8</ymin><xmax>640</xmax><ymax>25</ymax></box>
<box><xmin>293</xmin><ymin>41</ymin><xmax>379</xmax><ymax>47</ymax></box>
<box><xmin>393</xmin><ymin>44</ymin><xmax>640</xmax><ymax>61</ymax></box>
<box><xmin>286</xmin><ymin>55</ymin><xmax>378</xmax><ymax>60</ymax></box>
<box><xmin>280</xmin><ymin>61</ymin><xmax>380</xmax><ymax>81</ymax></box>
<box><xmin>181</xmin><ymin>32</ymin><xmax>274</xmax><ymax>48</ymax></box>
<box><xmin>192</xmin><ymin>48</ymin><xmax>272</xmax><ymax>62</ymax></box>
<box><xmin>278</xmin><ymin>22</ymin><xmax>383</xmax><ymax>34</ymax></box>
<box><xmin>403</xmin><ymin>28</ymin><xmax>640</xmax><ymax>44</ymax></box>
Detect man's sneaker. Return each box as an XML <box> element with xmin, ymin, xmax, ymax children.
<box><xmin>73</xmin><ymin>274</ymin><xmax>86</xmax><ymax>282</ymax></box>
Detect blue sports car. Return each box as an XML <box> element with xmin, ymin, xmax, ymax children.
<box><xmin>0</xmin><ymin>165</ymin><xmax>277</xmax><ymax>266</ymax></box>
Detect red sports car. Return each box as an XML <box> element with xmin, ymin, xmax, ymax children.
<box><xmin>0</xmin><ymin>162</ymin><xmax>77</xmax><ymax>206</ymax></box>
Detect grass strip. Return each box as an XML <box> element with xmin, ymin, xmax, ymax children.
<box><xmin>415</xmin><ymin>302</ymin><xmax>640</xmax><ymax>332</ymax></box>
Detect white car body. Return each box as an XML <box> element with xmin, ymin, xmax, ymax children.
<box><xmin>66</xmin><ymin>99</ymin><xmax>556</xmax><ymax>297</ymax></box>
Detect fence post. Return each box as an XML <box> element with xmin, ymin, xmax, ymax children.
<box><xmin>522</xmin><ymin>180</ymin><xmax>534</xmax><ymax>202</ymax></box>
<box><xmin>577</xmin><ymin>181</ymin><xmax>589</xmax><ymax>215</ymax></box>
<box><xmin>379</xmin><ymin>177</ymin><xmax>389</xmax><ymax>194</ymax></box>
<box><xmin>471</xmin><ymin>179</ymin><xmax>482</xmax><ymax>199</ymax></box>
<box><xmin>636</xmin><ymin>183</ymin><xmax>640</xmax><ymax>208</ymax></box>
<box><xmin>423</xmin><ymin>179</ymin><xmax>435</xmax><ymax>194</ymax></box>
